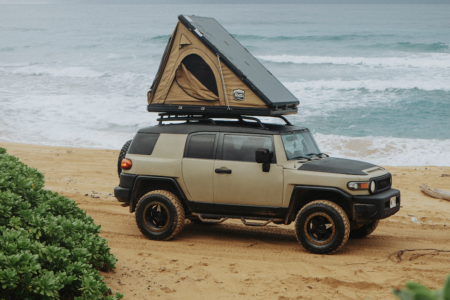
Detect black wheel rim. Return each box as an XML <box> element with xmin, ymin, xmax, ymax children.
<box><xmin>304</xmin><ymin>212</ymin><xmax>335</xmax><ymax>245</ymax></box>
<box><xmin>143</xmin><ymin>201</ymin><xmax>170</xmax><ymax>232</ymax></box>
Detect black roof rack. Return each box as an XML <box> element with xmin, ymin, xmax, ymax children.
<box><xmin>156</xmin><ymin>113</ymin><xmax>293</xmax><ymax>129</ymax></box>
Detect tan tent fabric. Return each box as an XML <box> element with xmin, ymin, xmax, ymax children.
<box><xmin>148</xmin><ymin>25</ymin><xmax>178</xmax><ymax>104</ymax></box>
<box><xmin>148</xmin><ymin>21</ymin><xmax>267</xmax><ymax>109</ymax></box>
<box><xmin>179</xmin><ymin>34</ymin><xmax>191</xmax><ymax>49</ymax></box>
<box><xmin>174</xmin><ymin>63</ymin><xmax>218</xmax><ymax>101</ymax></box>
<box><xmin>165</xmin><ymin>78</ymin><xmax>217</xmax><ymax>106</ymax></box>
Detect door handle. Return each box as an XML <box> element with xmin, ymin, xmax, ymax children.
<box><xmin>215</xmin><ymin>168</ymin><xmax>232</xmax><ymax>174</ymax></box>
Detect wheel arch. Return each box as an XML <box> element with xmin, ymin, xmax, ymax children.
<box><xmin>286</xmin><ymin>186</ymin><xmax>354</xmax><ymax>224</ymax></box>
<box><xmin>130</xmin><ymin>176</ymin><xmax>192</xmax><ymax>213</ymax></box>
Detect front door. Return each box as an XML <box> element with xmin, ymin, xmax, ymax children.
<box><xmin>213</xmin><ymin>134</ymin><xmax>283</xmax><ymax>208</ymax></box>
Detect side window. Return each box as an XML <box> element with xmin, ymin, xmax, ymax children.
<box><xmin>222</xmin><ymin>135</ymin><xmax>274</xmax><ymax>162</ymax></box>
<box><xmin>185</xmin><ymin>134</ymin><xmax>216</xmax><ymax>159</ymax></box>
<box><xmin>128</xmin><ymin>133</ymin><xmax>160</xmax><ymax>155</ymax></box>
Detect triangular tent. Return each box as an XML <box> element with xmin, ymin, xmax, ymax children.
<box><xmin>147</xmin><ymin>15</ymin><xmax>299</xmax><ymax>116</ymax></box>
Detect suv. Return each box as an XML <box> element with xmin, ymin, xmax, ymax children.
<box><xmin>114</xmin><ymin>114</ymin><xmax>400</xmax><ymax>254</ymax></box>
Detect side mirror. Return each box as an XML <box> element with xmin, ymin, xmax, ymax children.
<box><xmin>255</xmin><ymin>148</ymin><xmax>272</xmax><ymax>172</ymax></box>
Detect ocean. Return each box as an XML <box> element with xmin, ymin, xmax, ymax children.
<box><xmin>1</xmin><ymin>4</ymin><xmax>449</xmax><ymax>166</ymax></box>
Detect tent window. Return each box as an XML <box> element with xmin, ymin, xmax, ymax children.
<box><xmin>181</xmin><ymin>55</ymin><xmax>218</xmax><ymax>97</ymax></box>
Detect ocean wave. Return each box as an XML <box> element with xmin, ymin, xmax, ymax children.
<box><xmin>147</xmin><ymin>34</ymin><xmax>171</xmax><ymax>43</ymax></box>
<box><xmin>232</xmin><ymin>33</ymin><xmax>395</xmax><ymax>42</ymax></box>
<box><xmin>1</xmin><ymin>65</ymin><xmax>107</xmax><ymax>78</ymax></box>
<box><xmin>0</xmin><ymin>47</ymin><xmax>14</xmax><ymax>52</ymax></box>
<box><xmin>357</xmin><ymin>42</ymin><xmax>450</xmax><ymax>53</ymax></box>
<box><xmin>0</xmin><ymin>27</ymin><xmax>46</xmax><ymax>32</ymax></box>
<box><xmin>257</xmin><ymin>54</ymin><xmax>450</xmax><ymax>68</ymax></box>
<box><xmin>283</xmin><ymin>79</ymin><xmax>450</xmax><ymax>93</ymax></box>
<box><xmin>314</xmin><ymin>134</ymin><xmax>450</xmax><ymax>166</ymax></box>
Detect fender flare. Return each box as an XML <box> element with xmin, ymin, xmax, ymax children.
<box><xmin>129</xmin><ymin>176</ymin><xmax>191</xmax><ymax>213</ymax></box>
<box><xmin>286</xmin><ymin>185</ymin><xmax>355</xmax><ymax>223</ymax></box>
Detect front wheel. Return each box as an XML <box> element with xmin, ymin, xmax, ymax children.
<box><xmin>295</xmin><ymin>200</ymin><xmax>350</xmax><ymax>254</ymax></box>
<box><xmin>135</xmin><ymin>190</ymin><xmax>185</xmax><ymax>241</ymax></box>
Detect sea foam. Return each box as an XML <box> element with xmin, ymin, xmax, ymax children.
<box><xmin>257</xmin><ymin>54</ymin><xmax>450</xmax><ymax>69</ymax></box>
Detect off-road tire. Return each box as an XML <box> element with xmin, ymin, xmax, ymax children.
<box><xmin>295</xmin><ymin>200</ymin><xmax>350</xmax><ymax>254</ymax></box>
<box><xmin>117</xmin><ymin>139</ymin><xmax>132</xmax><ymax>177</ymax></box>
<box><xmin>135</xmin><ymin>190</ymin><xmax>185</xmax><ymax>241</ymax></box>
<box><xmin>349</xmin><ymin>220</ymin><xmax>379</xmax><ymax>239</ymax></box>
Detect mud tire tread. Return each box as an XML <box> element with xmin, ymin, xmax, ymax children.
<box><xmin>350</xmin><ymin>220</ymin><xmax>379</xmax><ymax>239</ymax></box>
<box><xmin>135</xmin><ymin>190</ymin><xmax>185</xmax><ymax>241</ymax></box>
<box><xmin>295</xmin><ymin>200</ymin><xmax>350</xmax><ymax>254</ymax></box>
<box><xmin>117</xmin><ymin>139</ymin><xmax>132</xmax><ymax>177</ymax></box>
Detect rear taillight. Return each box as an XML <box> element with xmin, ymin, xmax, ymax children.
<box><xmin>121</xmin><ymin>158</ymin><xmax>132</xmax><ymax>170</ymax></box>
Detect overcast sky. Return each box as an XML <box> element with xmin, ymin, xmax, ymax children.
<box><xmin>1</xmin><ymin>0</ymin><xmax>449</xmax><ymax>3</ymax></box>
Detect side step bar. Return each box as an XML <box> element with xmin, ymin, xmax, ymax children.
<box><xmin>198</xmin><ymin>214</ymin><xmax>228</xmax><ymax>224</ymax></box>
<box><xmin>193</xmin><ymin>213</ymin><xmax>283</xmax><ymax>227</ymax></box>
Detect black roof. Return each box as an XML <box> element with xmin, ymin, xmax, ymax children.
<box><xmin>178</xmin><ymin>15</ymin><xmax>300</xmax><ymax>108</ymax></box>
<box><xmin>138</xmin><ymin>120</ymin><xmax>309</xmax><ymax>135</ymax></box>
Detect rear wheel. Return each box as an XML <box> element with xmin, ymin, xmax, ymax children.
<box><xmin>117</xmin><ymin>140</ymin><xmax>132</xmax><ymax>177</ymax></box>
<box><xmin>135</xmin><ymin>190</ymin><xmax>185</xmax><ymax>241</ymax></box>
<box><xmin>295</xmin><ymin>200</ymin><xmax>350</xmax><ymax>254</ymax></box>
<box><xmin>349</xmin><ymin>220</ymin><xmax>379</xmax><ymax>239</ymax></box>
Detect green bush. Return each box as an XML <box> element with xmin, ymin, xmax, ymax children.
<box><xmin>393</xmin><ymin>273</ymin><xmax>450</xmax><ymax>300</ymax></box>
<box><xmin>0</xmin><ymin>147</ymin><xmax>123</xmax><ymax>300</ymax></box>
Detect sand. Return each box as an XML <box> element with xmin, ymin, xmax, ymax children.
<box><xmin>1</xmin><ymin>141</ymin><xmax>450</xmax><ymax>300</ymax></box>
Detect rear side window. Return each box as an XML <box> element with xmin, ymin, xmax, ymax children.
<box><xmin>222</xmin><ymin>135</ymin><xmax>274</xmax><ymax>162</ymax></box>
<box><xmin>128</xmin><ymin>133</ymin><xmax>160</xmax><ymax>155</ymax></box>
<box><xmin>185</xmin><ymin>134</ymin><xmax>216</xmax><ymax>159</ymax></box>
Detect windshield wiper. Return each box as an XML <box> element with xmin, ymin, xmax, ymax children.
<box><xmin>307</xmin><ymin>153</ymin><xmax>329</xmax><ymax>158</ymax></box>
<box><xmin>291</xmin><ymin>156</ymin><xmax>312</xmax><ymax>161</ymax></box>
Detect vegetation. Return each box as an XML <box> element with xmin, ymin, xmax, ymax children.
<box><xmin>393</xmin><ymin>274</ymin><xmax>450</xmax><ymax>300</ymax></box>
<box><xmin>0</xmin><ymin>147</ymin><xmax>123</xmax><ymax>299</ymax></box>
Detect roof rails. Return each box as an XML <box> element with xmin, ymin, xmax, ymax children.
<box><xmin>156</xmin><ymin>113</ymin><xmax>293</xmax><ymax>129</ymax></box>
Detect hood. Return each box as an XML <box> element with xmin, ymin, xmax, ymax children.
<box><xmin>298</xmin><ymin>157</ymin><xmax>377</xmax><ymax>175</ymax></box>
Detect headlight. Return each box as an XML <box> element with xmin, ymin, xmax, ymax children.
<box><xmin>347</xmin><ymin>181</ymin><xmax>369</xmax><ymax>190</ymax></box>
<box><xmin>370</xmin><ymin>181</ymin><xmax>376</xmax><ymax>194</ymax></box>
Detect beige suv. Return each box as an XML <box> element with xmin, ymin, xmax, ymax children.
<box><xmin>114</xmin><ymin>114</ymin><xmax>400</xmax><ymax>254</ymax></box>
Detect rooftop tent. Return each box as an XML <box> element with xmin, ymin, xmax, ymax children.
<box><xmin>147</xmin><ymin>15</ymin><xmax>299</xmax><ymax>116</ymax></box>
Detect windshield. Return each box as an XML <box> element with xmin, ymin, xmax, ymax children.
<box><xmin>281</xmin><ymin>131</ymin><xmax>321</xmax><ymax>160</ymax></box>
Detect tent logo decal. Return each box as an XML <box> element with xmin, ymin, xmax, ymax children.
<box><xmin>233</xmin><ymin>89</ymin><xmax>245</xmax><ymax>101</ymax></box>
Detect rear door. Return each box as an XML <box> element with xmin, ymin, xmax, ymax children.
<box><xmin>181</xmin><ymin>133</ymin><xmax>218</xmax><ymax>203</ymax></box>
<box><xmin>213</xmin><ymin>133</ymin><xmax>283</xmax><ymax>208</ymax></box>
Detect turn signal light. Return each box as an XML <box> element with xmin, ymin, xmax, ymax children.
<box><xmin>360</xmin><ymin>183</ymin><xmax>369</xmax><ymax>189</ymax></box>
<box><xmin>121</xmin><ymin>158</ymin><xmax>132</xmax><ymax>170</ymax></box>
<box><xmin>347</xmin><ymin>181</ymin><xmax>370</xmax><ymax>190</ymax></box>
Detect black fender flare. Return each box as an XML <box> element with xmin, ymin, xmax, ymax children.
<box><xmin>129</xmin><ymin>176</ymin><xmax>192</xmax><ymax>213</ymax></box>
<box><xmin>285</xmin><ymin>185</ymin><xmax>355</xmax><ymax>223</ymax></box>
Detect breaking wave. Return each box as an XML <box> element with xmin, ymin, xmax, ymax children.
<box><xmin>0</xmin><ymin>65</ymin><xmax>108</xmax><ymax>78</ymax></box>
<box><xmin>315</xmin><ymin>134</ymin><xmax>450</xmax><ymax>167</ymax></box>
<box><xmin>257</xmin><ymin>54</ymin><xmax>450</xmax><ymax>68</ymax></box>
<box><xmin>283</xmin><ymin>79</ymin><xmax>450</xmax><ymax>93</ymax></box>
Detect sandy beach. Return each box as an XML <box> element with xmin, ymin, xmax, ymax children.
<box><xmin>1</xmin><ymin>141</ymin><xmax>449</xmax><ymax>300</ymax></box>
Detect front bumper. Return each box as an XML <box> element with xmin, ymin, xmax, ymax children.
<box><xmin>353</xmin><ymin>188</ymin><xmax>400</xmax><ymax>220</ymax></box>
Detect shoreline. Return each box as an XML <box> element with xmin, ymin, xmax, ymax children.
<box><xmin>1</xmin><ymin>141</ymin><xmax>450</xmax><ymax>299</ymax></box>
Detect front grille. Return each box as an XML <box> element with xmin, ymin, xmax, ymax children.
<box><xmin>373</xmin><ymin>174</ymin><xmax>391</xmax><ymax>194</ymax></box>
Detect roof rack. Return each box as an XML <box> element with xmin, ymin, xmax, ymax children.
<box><xmin>156</xmin><ymin>113</ymin><xmax>293</xmax><ymax>128</ymax></box>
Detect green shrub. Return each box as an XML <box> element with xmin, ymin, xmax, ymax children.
<box><xmin>0</xmin><ymin>147</ymin><xmax>123</xmax><ymax>300</ymax></box>
<box><xmin>393</xmin><ymin>273</ymin><xmax>450</xmax><ymax>300</ymax></box>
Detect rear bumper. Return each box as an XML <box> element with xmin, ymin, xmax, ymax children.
<box><xmin>114</xmin><ymin>186</ymin><xmax>130</xmax><ymax>202</ymax></box>
<box><xmin>353</xmin><ymin>188</ymin><xmax>400</xmax><ymax>221</ymax></box>
<box><xmin>114</xmin><ymin>173</ymin><xmax>137</xmax><ymax>203</ymax></box>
